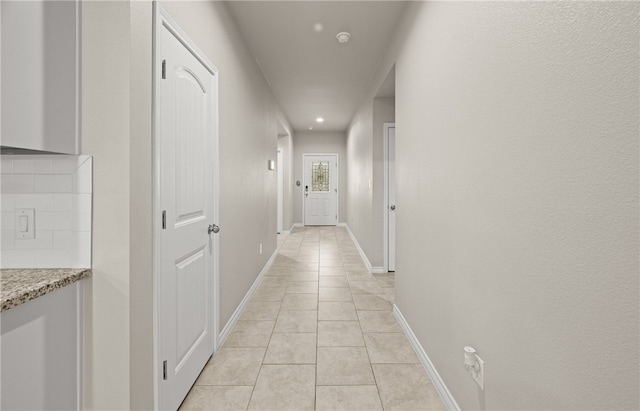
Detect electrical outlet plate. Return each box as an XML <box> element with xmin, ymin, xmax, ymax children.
<box><xmin>473</xmin><ymin>355</ymin><xmax>484</xmax><ymax>390</ymax></box>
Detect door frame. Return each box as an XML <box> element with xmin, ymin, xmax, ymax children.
<box><xmin>152</xmin><ymin>5</ymin><xmax>220</xmax><ymax>408</ymax></box>
<box><xmin>383</xmin><ymin>123</ymin><xmax>395</xmax><ymax>272</ymax></box>
<box><xmin>301</xmin><ymin>153</ymin><xmax>339</xmax><ymax>226</ymax></box>
<box><xmin>277</xmin><ymin>149</ymin><xmax>284</xmax><ymax>233</ymax></box>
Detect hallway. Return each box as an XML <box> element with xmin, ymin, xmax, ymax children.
<box><xmin>179</xmin><ymin>226</ymin><xmax>445</xmax><ymax>410</ymax></box>
<box><xmin>2</xmin><ymin>2</ymin><xmax>632</xmax><ymax>409</ymax></box>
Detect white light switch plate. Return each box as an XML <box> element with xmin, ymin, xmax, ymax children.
<box><xmin>15</xmin><ymin>208</ymin><xmax>35</xmax><ymax>239</ymax></box>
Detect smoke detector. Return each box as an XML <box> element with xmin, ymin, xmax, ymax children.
<box><xmin>336</xmin><ymin>32</ymin><xmax>351</xmax><ymax>44</ymax></box>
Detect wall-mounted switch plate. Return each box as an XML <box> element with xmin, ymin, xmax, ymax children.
<box><xmin>259</xmin><ymin>243</ymin><xmax>263</xmax><ymax>255</ymax></box>
<box><xmin>15</xmin><ymin>208</ymin><xmax>35</xmax><ymax>239</ymax></box>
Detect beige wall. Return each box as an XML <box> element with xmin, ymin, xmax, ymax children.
<box><xmin>81</xmin><ymin>2</ymin><xmax>133</xmax><ymax>408</ymax></box>
<box><xmin>372</xmin><ymin>97</ymin><xmax>395</xmax><ymax>267</ymax></box>
<box><xmin>160</xmin><ymin>1</ymin><xmax>292</xmax><ymax>330</ymax></box>
<box><xmin>292</xmin><ymin>131</ymin><xmax>347</xmax><ymax>224</ymax></box>
<box><xmin>350</xmin><ymin>1</ymin><xmax>639</xmax><ymax>409</ymax></box>
<box><xmin>128</xmin><ymin>1</ymin><xmax>154</xmax><ymax>409</ymax></box>
<box><xmin>278</xmin><ymin>133</ymin><xmax>294</xmax><ymax>231</ymax></box>
<box><xmin>346</xmin><ymin>102</ymin><xmax>374</xmax><ymax>259</ymax></box>
<box><xmin>345</xmin><ymin>95</ymin><xmax>395</xmax><ymax>268</ymax></box>
<box><xmin>82</xmin><ymin>1</ymin><xmax>291</xmax><ymax>408</ymax></box>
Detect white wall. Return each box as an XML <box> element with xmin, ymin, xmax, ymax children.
<box><xmin>351</xmin><ymin>2</ymin><xmax>639</xmax><ymax>409</ymax></box>
<box><xmin>292</xmin><ymin>131</ymin><xmax>347</xmax><ymax>224</ymax></box>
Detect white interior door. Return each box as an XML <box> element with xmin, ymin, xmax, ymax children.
<box><xmin>277</xmin><ymin>149</ymin><xmax>284</xmax><ymax>233</ymax></box>
<box><xmin>304</xmin><ymin>154</ymin><xmax>338</xmax><ymax>226</ymax></box>
<box><xmin>388</xmin><ymin>126</ymin><xmax>396</xmax><ymax>272</ymax></box>
<box><xmin>158</xmin><ymin>13</ymin><xmax>218</xmax><ymax>410</ymax></box>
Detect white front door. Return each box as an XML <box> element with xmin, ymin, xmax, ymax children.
<box><xmin>157</xmin><ymin>10</ymin><xmax>219</xmax><ymax>410</ymax></box>
<box><xmin>387</xmin><ymin>126</ymin><xmax>396</xmax><ymax>272</ymax></box>
<box><xmin>304</xmin><ymin>154</ymin><xmax>338</xmax><ymax>226</ymax></box>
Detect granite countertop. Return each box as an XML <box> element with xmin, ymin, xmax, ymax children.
<box><xmin>1</xmin><ymin>268</ymin><xmax>92</xmax><ymax>312</ymax></box>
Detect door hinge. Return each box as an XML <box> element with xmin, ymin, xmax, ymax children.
<box><xmin>162</xmin><ymin>210</ymin><xmax>166</xmax><ymax>229</ymax></box>
<box><xmin>162</xmin><ymin>59</ymin><xmax>166</xmax><ymax>79</ymax></box>
<box><xmin>163</xmin><ymin>360</ymin><xmax>167</xmax><ymax>380</ymax></box>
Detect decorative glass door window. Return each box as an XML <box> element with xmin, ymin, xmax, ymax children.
<box><xmin>311</xmin><ymin>161</ymin><xmax>330</xmax><ymax>192</ymax></box>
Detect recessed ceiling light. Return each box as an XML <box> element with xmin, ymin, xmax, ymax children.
<box><xmin>308</xmin><ymin>126</ymin><xmax>314</xmax><ymax>130</ymax></box>
<box><xmin>313</xmin><ymin>22</ymin><xmax>324</xmax><ymax>32</ymax></box>
<box><xmin>316</xmin><ymin>117</ymin><xmax>324</xmax><ymax>123</ymax></box>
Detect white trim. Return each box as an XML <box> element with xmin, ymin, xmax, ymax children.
<box><xmin>393</xmin><ymin>305</ymin><xmax>461</xmax><ymax>411</ymax></box>
<box><xmin>279</xmin><ymin>230</ymin><xmax>291</xmax><ymax>236</ymax></box>
<box><xmin>153</xmin><ymin>4</ymin><xmax>220</xmax><ymax>408</ymax></box>
<box><xmin>292</xmin><ymin>223</ymin><xmax>304</xmax><ymax>228</ymax></box>
<box><xmin>218</xmin><ymin>249</ymin><xmax>278</xmax><ymax>347</ymax></box>
<box><xmin>301</xmin><ymin>153</ymin><xmax>339</xmax><ymax>226</ymax></box>
<box><xmin>277</xmin><ymin>149</ymin><xmax>284</xmax><ymax>234</ymax></box>
<box><xmin>152</xmin><ymin>6</ymin><xmax>161</xmax><ymax>406</ymax></box>
<box><xmin>383</xmin><ymin>123</ymin><xmax>395</xmax><ymax>273</ymax></box>
<box><xmin>342</xmin><ymin>224</ymin><xmax>385</xmax><ymax>274</ymax></box>
<box><xmin>76</xmin><ymin>281</ymin><xmax>83</xmax><ymax>410</ymax></box>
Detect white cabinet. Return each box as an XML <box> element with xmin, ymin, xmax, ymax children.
<box><xmin>1</xmin><ymin>1</ymin><xmax>79</xmax><ymax>154</ymax></box>
<box><xmin>0</xmin><ymin>282</ymin><xmax>82</xmax><ymax>410</ymax></box>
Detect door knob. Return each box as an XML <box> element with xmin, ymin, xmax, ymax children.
<box><xmin>390</xmin><ymin>205</ymin><xmax>396</xmax><ymax>210</ymax></box>
<box><xmin>208</xmin><ymin>224</ymin><xmax>220</xmax><ymax>234</ymax></box>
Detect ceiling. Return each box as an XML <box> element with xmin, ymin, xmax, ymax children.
<box><xmin>226</xmin><ymin>1</ymin><xmax>407</xmax><ymax>132</ymax></box>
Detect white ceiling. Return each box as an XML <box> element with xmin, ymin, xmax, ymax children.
<box><xmin>226</xmin><ymin>1</ymin><xmax>407</xmax><ymax>132</ymax></box>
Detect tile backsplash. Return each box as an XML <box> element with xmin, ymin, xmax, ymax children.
<box><xmin>0</xmin><ymin>155</ymin><xmax>92</xmax><ymax>268</ymax></box>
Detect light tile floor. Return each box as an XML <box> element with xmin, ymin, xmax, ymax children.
<box><xmin>180</xmin><ymin>226</ymin><xmax>445</xmax><ymax>411</ymax></box>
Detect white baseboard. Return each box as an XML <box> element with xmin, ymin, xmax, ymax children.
<box><xmin>217</xmin><ymin>249</ymin><xmax>278</xmax><ymax>347</ymax></box>
<box><xmin>342</xmin><ymin>224</ymin><xmax>384</xmax><ymax>275</ymax></box>
<box><xmin>393</xmin><ymin>305</ymin><xmax>460</xmax><ymax>411</ymax></box>
<box><xmin>342</xmin><ymin>224</ymin><xmax>372</xmax><ymax>272</ymax></box>
<box><xmin>278</xmin><ymin>230</ymin><xmax>291</xmax><ymax>235</ymax></box>
<box><xmin>291</xmin><ymin>223</ymin><xmax>303</xmax><ymax>228</ymax></box>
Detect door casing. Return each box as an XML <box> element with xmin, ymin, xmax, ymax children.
<box><xmin>302</xmin><ymin>153</ymin><xmax>339</xmax><ymax>226</ymax></box>
<box><xmin>383</xmin><ymin>123</ymin><xmax>396</xmax><ymax>272</ymax></box>
<box><xmin>277</xmin><ymin>149</ymin><xmax>284</xmax><ymax>233</ymax></box>
<box><xmin>152</xmin><ymin>4</ymin><xmax>220</xmax><ymax>408</ymax></box>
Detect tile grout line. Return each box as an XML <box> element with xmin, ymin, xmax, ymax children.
<box><xmin>350</xmin><ymin>262</ymin><xmax>386</xmax><ymax>411</ymax></box>
<box><xmin>182</xmin><ymin>226</ymin><xmax>405</xmax><ymax>410</ymax></box>
<box><xmin>247</xmin><ymin>230</ymin><xmax>295</xmax><ymax>411</ymax></box>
